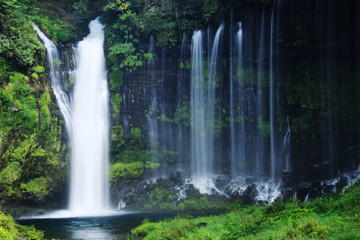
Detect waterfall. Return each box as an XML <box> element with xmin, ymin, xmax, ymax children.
<box><xmin>236</xmin><ymin>23</ymin><xmax>246</xmax><ymax>177</ymax></box>
<box><xmin>229</xmin><ymin>18</ymin><xmax>235</xmax><ymax>177</ymax></box>
<box><xmin>191</xmin><ymin>24</ymin><xmax>224</xmax><ymax>193</ymax></box>
<box><xmin>269</xmin><ymin>0</ymin><xmax>283</xmax><ymax>180</ymax></box>
<box><xmin>70</xmin><ymin>19</ymin><xmax>110</xmax><ymax>214</ymax></box>
<box><xmin>256</xmin><ymin>6</ymin><xmax>266</xmax><ymax>176</ymax></box>
<box><xmin>230</xmin><ymin>22</ymin><xmax>244</xmax><ymax>177</ymax></box>
<box><xmin>207</xmin><ymin>24</ymin><xmax>224</xmax><ymax>174</ymax></box>
<box><xmin>191</xmin><ymin>30</ymin><xmax>207</xmax><ymax>179</ymax></box>
<box><xmin>34</xmin><ymin>18</ymin><xmax>111</xmax><ymax>216</ymax></box>
<box><xmin>283</xmin><ymin>116</ymin><xmax>291</xmax><ymax>171</ymax></box>
<box><xmin>33</xmin><ymin>25</ymin><xmax>72</xmax><ymax>137</ymax></box>
<box><xmin>147</xmin><ymin>36</ymin><xmax>159</xmax><ymax>159</ymax></box>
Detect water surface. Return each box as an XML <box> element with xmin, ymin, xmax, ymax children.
<box><xmin>18</xmin><ymin>212</ymin><xmax>177</xmax><ymax>240</ymax></box>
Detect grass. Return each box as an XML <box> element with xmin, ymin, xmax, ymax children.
<box><xmin>131</xmin><ymin>183</ymin><xmax>360</xmax><ymax>240</ymax></box>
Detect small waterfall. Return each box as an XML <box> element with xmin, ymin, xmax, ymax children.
<box><xmin>33</xmin><ymin>25</ymin><xmax>72</xmax><ymax>136</ymax></box>
<box><xmin>230</xmin><ymin>22</ymin><xmax>244</xmax><ymax>177</ymax></box>
<box><xmin>283</xmin><ymin>116</ymin><xmax>291</xmax><ymax>171</ymax></box>
<box><xmin>229</xmin><ymin>18</ymin><xmax>235</xmax><ymax>177</ymax></box>
<box><xmin>177</xmin><ymin>36</ymin><xmax>188</xmax><ymax>167</ymax></box>
<box><xmin>269</xmin><ymin>0</ymin><xmax>282</xmax><ymax>180</ymax></box>
<box><xmin>256</xmin><ymin>6</ymin><xmax>266</xmax><ymax>176</ymax></box>
<box><xmin>35</xmin><ymin>19</ymin><xmax>111</xmax><ymax>216</ymax></box>
<box><xmin>236</xmin><ymin>23</ymin><xmax>246</xmax><ymax>177</ymax></box>
<box><xmin>147</xmin><ymin>36</ymin><xmax>159</xmax><ymax>159</ymax></box>
<box><xmin>70</xmin><ymin>19</ymin><xmax>110</xmax><ymax>214</ymax></box>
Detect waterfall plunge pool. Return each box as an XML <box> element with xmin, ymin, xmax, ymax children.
<box><xmin>17</xmin><ymin>211</ymin><xmax>180</xmax><ymax>239</ymax></box>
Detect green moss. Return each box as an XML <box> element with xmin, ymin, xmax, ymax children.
<box><xmin>110</xmin><ymin>161</ymin><xmax>144</xmax><ymax>180</ymax></box>
<box><xmin>31</xmin><ymin>72</ymin><xmax>39</xmax><ymax>81</ymax></box>
<box><xmin>130</xmin><ymin>127</ymin><xmax>142</xmax><ymax>139</ymax></box>
<box><xmin>109</xmin><ymin>71</ymin><xmax>124</xmax><ymax>90</ymax></box>
<box><xmin>39</xmin><ymin>89</ymin><xmax>52</xmax><ymax>130</ymax></box>
<box><xmin>32</xmin><ymin>65</ymin><xmax>45</xmax><ymax>73</ymax></box>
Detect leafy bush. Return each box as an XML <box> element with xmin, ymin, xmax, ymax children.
<box><xmin>110</xmin><ymin>161</ymin><xmax>144</xmax><ymax>180</ymax></box>
<box><xmin>20</xmin><ymin>177</ymin><xmax>48</xmax><ymax>200</ymax></box>
<box><xmin>0</xmin><ymin>211</ymin><xmax>44</xmax><ymax>239</ymax></box>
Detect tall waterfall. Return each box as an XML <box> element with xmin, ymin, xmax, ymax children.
<box><xmin>269</xmin><ymin>0</ymin><xmax>283</xmax><ymax>179</ymax></box>
<box><xmin>147</xmin><ymin>36</ymin><xmax>159</xmax><ymax>159</ymax></box>
<box><xmin>230</xmin><ymin>22</ymin><xmax>244</xmax><ymax>177</ymax></box>
<box><xmin>256</xmin><ymin>6</ymin><xmax>266</xmax><ymax>176</ymax></box>
<box><xmin>191</xmin><ymin>30</ymin><xmax>207</xmax><ymax>180</ymax></box>
<box><xmin>70</xmin><ymin>19</ymin><xmax>110</xmax><ymax>214</ymax></box>
<box><xmin>190</xmin><ymin>25</ymin><xmax>224</xmax><ymax>193</ymax></box>
<box><xmin>35</xmin><ymin>19</ymin><xmax>110</xmax><ymax>216</ymax></box>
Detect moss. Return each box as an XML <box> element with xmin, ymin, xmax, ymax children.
<box><xmin>110</xmin><ymin>161</ymin><xmax>144</xmax><ymax>180</ymax></box>
<box><xmin>31</xmin><ymin>72</ymin><xmax>39</xmax><ymax>81</ymax></box>
<box><xmin>32</xmin><ymin>65</ymin><xmax>45</xmax><ymax>73</ymax></box>
<box><xmin>130</xmin><ymin>127</ymin><xmax>142</xmax><ymax>139</ymax></box>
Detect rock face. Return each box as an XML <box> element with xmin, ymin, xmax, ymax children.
<box><xmin>106</xmin><ymin>0</ymin><xmax>360</xmax><ymax>207</ymax></box>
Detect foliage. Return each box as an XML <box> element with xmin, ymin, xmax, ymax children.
<box><xmin>108</xmin><ymin>42</ymin><xmax>143</xmax><ymax>71</ymax></box>
<box><xmin>29</xmin><ymin>0</ymin><xmax>101</xmax><ymax>44</ymax></box>
<box><xmin>132</xmin><ymin>184</ymin><xmax>360</xmax><ymax>240</ymax></box>
<box><xmin>20</xmin><ymin>177</ymin><xmax>49</xmax><ymax>201</ymax></box>
<box><xmin>73</xmin><ymin>0</ymin><xmax>88</xmax><ymax>14</ymax></box>
<box><xmin>0</xmin><ymin>211</ymin><xmax>44</xmax><ymax>239</ymax></box>
<box><xmin>110</xmin><ymin>161</ymin><xmax>144</xmax><ymax>180</ymax></box>
<box><xmin>0</xmin><ymin>0</ymin><xmax>43</xmax><ymax>66</ymax></box>
<box><xmin>0</xmin><ymin>0</ymin><xmax>67</xmax><ymax>204</ymax></box>
<box><xmin>143</xmin><ymin>187</ymin><xmax>175</xmax><ymax>210</ymax></box>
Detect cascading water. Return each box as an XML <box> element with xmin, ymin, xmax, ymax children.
<box><xmin>147</xmin><ymin>36</ymin><xmax>159</xmax><ymax>159</ymax></box>
<box><xmin>33</xmin><ymin>25</ymin><xmax>72</xmax><ymax>136</ymax></box>
<box><xmin>230</xmin><ymin>22</ymin><xmax>244</xmax><ymax>177</ymax></box>
<box><xmin>283</xmin><ymin>116</ymin><xmax>291</xmax><ymax>171</ymax></box>
<box><xmin>70</xmin><ymin>19</ymin><xmax>110</xmax><ymax>215</ymax></box>
<box><xmin>34</xmin><ymin>18</ymin><xmax>111</xmax><ymax>217</ymax></box>
<box><xmin>256</xmin><ymin>6</ymin><xmax>266</xmax><ymax>177</ymax></box>
<box><xmin>207</xmin><ymin>24</ymin><xmax>224</xmax><ymax>173</ymax></box>
<box><xmin>191</xmin><ymin>30</ymin><xmax>207</xmax><ymax>180</ymax></box>
<box><xmin>190</xmin><ymin>25</ymin><xmax>224</xmax><ymax>194</ymax></box>
<box><xmin>269</xmin><ymin>0</ymin><xmax>282</xmax><ymax>180</ymax></box>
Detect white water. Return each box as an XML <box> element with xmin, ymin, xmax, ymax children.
<box><xmin>34</xmin><ymin>19</ymin><xmax>111</xmax><ymax>217</ymax></box>
<box><xmin>147</xmin><ymin>36</ymin><xmax>159</xmax><ymax>158</ymax></box>
<box><xmin>33</xmin><ymin>25</ymin><xmax>72</xmax><ymax>136</ymax></box>
<box><xmin>69</xmin><ymin>19</ymin><xmax>110</xmax><ymax>215</ymax></box>
<box><xmin>190</xmin><ymin>25</ymin><xmax>224</xmax><ymax>193</ymax></box>
<box><xmin>230</xmin><ymin>22</ymin><xmax>244</xmax><ymax>177</ymax></box>
<box><xmin>256</xmin><ymin>7</ymin><xmax>266</xmax><ymax>176</ymax></box>
<box><xmin>191</xmin><ymin>30</ymin><xmax>207</xmax><ymax>179</ymax></box>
